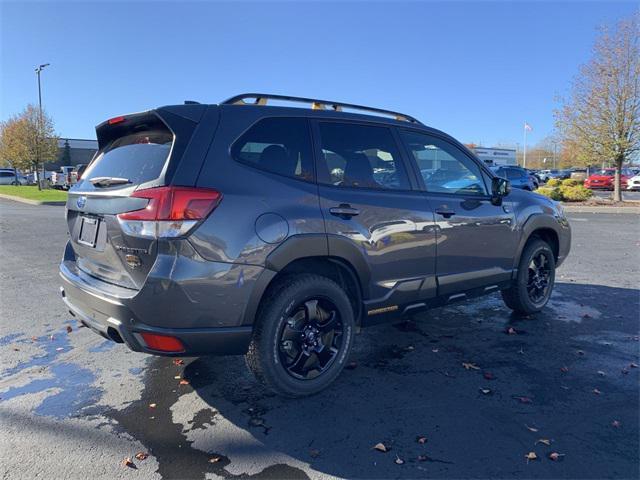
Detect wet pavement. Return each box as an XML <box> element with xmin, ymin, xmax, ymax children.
<box><xmin>1</xmin><ymin>200</ymin><xmax>638</xmax><ymax>479</ymax></box>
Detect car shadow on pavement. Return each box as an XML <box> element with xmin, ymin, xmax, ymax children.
<box><xmin>113</xmin><ymin>282</ymin><xmax>640</xmax><ymax>480</ymax></box>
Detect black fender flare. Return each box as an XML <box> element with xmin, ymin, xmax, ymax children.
<box><xmin>513</xmin><ymin>213</ymin><xmax>562</xmax><ymax>270</ymax></box>
<box><xmin>241</xmin><ymin>234</ymin><xmax>372</xmax><ymax>325</ymax></box>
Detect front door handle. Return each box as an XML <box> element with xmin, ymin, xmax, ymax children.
<box><xmin>435</xmin><ymin>208</ymin><xmax>456</xmax><ymax>218</ymax></box>
<box><xmin>330</xmin><ymin>204</ymin><xmax>360</xmax><ymax>218</ymax></box>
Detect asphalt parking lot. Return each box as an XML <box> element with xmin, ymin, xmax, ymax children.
<box><xmin>0</xmin><ymin>199</ymin><xmax>638</xmax><ymax>480</ymax></box>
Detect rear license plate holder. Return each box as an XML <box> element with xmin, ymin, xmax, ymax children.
<box><xmin>78</xmin><ymin>216</ymin><xmax>99</xmax><ymax>247</ymax></box>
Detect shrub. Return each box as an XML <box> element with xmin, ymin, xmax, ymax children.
<box><xmin>559</xmin><ymin>185</ymin><xmax>593</xmax><ymax>202</ymax></box>
<box><xmin>536</xmin><ymin>187</ymin><xmax>563</xmax><ymax>201</ymax></box>
<box><xmin>546</xmin><ymin>178</ymin><xmax>562</xmax><ymax>187</ymax></box>
<box><xmin>561</xmin><ymin>178</ymin><xmax>580</xmax><ymax>187</ymax></box>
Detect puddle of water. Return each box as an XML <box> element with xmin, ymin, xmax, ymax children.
<box><xmin>0</xmin><ymin>333</ymin><xmax>23</xmax><ymax>346</ymax></box>
<box><xmin>0</xmin><ymin>363</ymin><xmax>101</xmax><ymax>419</ymax></box>
<box><xmin>88</xmin><ymin>340</ymin><xmax>116</xmax><ymax>353</ymax></box>
<box><xmin>0</xmin><ymin>328</ymin><xmax>74</xmax><ymax>378</ymax></box>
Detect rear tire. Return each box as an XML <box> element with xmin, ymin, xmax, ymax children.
<box><xmin>246</xmin><ymin>274</ymin><xmax>355</xmax><ymax>397</ymax></box>
<box><xmin>502</xmin><ymin>238</ymin><xmax>556</xmax><ymax>314</ymax></box>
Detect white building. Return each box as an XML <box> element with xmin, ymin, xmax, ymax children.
<box><xmin>471</xmin><ymin>147</ymin><xmax>517</xmax><ymax>166</ymax></box>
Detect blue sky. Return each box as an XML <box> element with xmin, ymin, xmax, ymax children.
<box><xmin>1</xmin><ymin>1</ymin><xmax>637</xmax><ymax>148</ymax></box>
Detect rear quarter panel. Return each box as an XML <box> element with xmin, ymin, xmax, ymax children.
<box><xmin>189</xmin><ymin>106</ymin><xmax>325</xmax><ymax>265</ymax></box>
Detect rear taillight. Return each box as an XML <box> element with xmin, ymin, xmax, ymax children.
<box><xmin>117</xmin><ymin>186</ymin><xmax>222</xmax><ymax>239</ymax></box>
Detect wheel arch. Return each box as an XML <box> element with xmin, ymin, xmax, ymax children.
<box><xmin>242</xmin><ymin>235</ymin><xmax>369</xmax><ymax>326</ymax></box>
<box><xmin>515</xmin><ymin>214</ymin><xmax>561</xmax><ymax>270</ymax></box>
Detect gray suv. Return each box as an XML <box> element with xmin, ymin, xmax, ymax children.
<box><xmin>60</xmin><ymin>94</ymin><xmax>571</xmax><ymax>396</ymax></box>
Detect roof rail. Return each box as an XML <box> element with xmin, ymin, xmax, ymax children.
<box><xmin>221</xmin><ymin>93</ymin><xmax>423</xmax><ymax>125</ymax></box>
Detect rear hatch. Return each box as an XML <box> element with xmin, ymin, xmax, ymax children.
<box><xmin>65</xmin><ymin>105</ymin><xmax>215</xmax><ymax>290</ymax></box>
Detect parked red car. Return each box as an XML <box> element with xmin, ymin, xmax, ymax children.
<box><xmin>584</xmin><ymin>168</ymin><xmax>631</xmax><ymax>190</ymax></box>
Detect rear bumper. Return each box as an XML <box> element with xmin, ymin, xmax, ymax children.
<box><xmin>60</xmin><ymin>273</ymin><xmax>252</xmax><ymax>356</ymax></box>
<box><xmin>59</xmin><ymin>246</ymin><xmax>258</xmax><ymax>356</ymax></box>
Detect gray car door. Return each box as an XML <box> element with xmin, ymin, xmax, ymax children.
<box><xmin>312</xmin><ymin>121</ymin><xmax>437</xmax><ymax>316</ymax></box>
<box><xmin>397</xmin><ymin>129</ymin><xmax>519</xmax><ymax>297</ymax></box>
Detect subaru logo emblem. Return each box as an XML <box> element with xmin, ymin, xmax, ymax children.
<box><xmin>77</xmin><ymin>196</ymin><xmax>87</xmax><ymax>209</ymax></box>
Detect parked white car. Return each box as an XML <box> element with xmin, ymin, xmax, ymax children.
<box><xmin>0</xmin><ymin>169</ymin><xmax>28</xmax><ymax>185</ymax></box>
<box><xmin>626</xmin><ymin>174</ymin><xmax>640</xmax><ymax>191</ymax></box>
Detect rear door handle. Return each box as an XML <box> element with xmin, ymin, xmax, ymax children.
<box><xmin>435</xmin><ymin>208</ymin><xmax>456</xmax><ymax>218</ymax></box>
<box><xmin>330</xmin><ymin>204</ymin><xmax>360</xmax><ymax>218</ymax></box>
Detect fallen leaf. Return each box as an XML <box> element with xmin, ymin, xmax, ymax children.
<box><xmin>515</xmin><ymin>396</ymin><xmax>533</xmax><ymax>404</ymax></box>
<box><xmin>309</xmin><ymin>448</ymin><xmax>320</xmax><ymax>458</ymax></box>
<box><xmin>536</xmin><ymin>439</ymin><xmax>552</xmax><ymax>446</ymax></box>
<box><xmin>549</xmin><ymin>452</ymin><xmax>565</xmax><ymax>461</ymax></box>
<box><xmin>416</xmin><ymin>436</ymin><xmax>427</xmax><ymax>444</ymax></box>
<box><xmin>612</xmin><ymin>420</ymin><xmax>621</xmax><ymax>428</ymax></box>
<box><xmin>394</xmin><ymin>455</ymin><xmax>405</xmax><ymax>465</ymax></box>
<box><xmin>525</xmin><ymin>424</ymin><xmax>539</xmax><ymax>432</ymax></box>
<box><xmin>66</xmin><ymin>326</ymin><xmax>73</xmax><ymax>333</ymax></box>
<box><xmin>483</xmin><ymin>371</ymin><xmax>495</xmax><ymax>380</ymax></box>
<box><xmin>345</xmin><ymin>361</ymin><xmax>358</xmax><ymax>370</ymax></box>
<box><xmin>172</xmin><ymin>359</ymin><xmax>184</xmax><ymax>366</ymax></box>
<box><xmin>149</xmin><ymin>403</ymin><xmax>157</xmax><ymax>408</ymax></box>
<box><xmin>134</xmin><ymin>452</ymin><xmax>148</xmax><ymax>461</ymax></box>
<box><xmin>593</xmin><ymin>388</ymin><xmax>602</xmax><ymax>395</ymax></box>
<box><xmin>122</xmin><ymin>457</ymin><xmax>135</xmax><ymax>468</ymax></box>
<box><xmin>560</xmin><ymin>366</ymin><xmax>569</xmax><ymax>373</ymax></box>
<box><xmin>209</xmin><ymin>455</ymin><xmax>222</xmax><ymax>463</ymax></box>
<box><xmin>506</xmin><ymin>327</ymin><xmax>517</xmax><ymax>335</ymax></box>
<box><xmin>179</xmin><ymin>379</ymin><xmax>189</xmax><ymax>385</ymax></box>
<box><xmin>479</xmin><ymin>388</ymin><xmax>492</xmax><ymax>395</ymax></box>
<box><xmin>462</xmin><ymin>362</ymin><xmax>480</xmax><ymax>370</ymax></box>
<box><xmin>525</xmin><ymin>451</ymin><xmax>538</xmax><ymax>463</ymax></box>
<box><xmin>373</xmin><ymin>443</ymin><xmax>389</xmax><ymax>453</ymax></box>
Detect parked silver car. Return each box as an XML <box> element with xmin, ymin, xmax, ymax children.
<box><xmin>0</xmin><ymin>169</ymin><xmax>27</xmax><ymax>185</ymax></box>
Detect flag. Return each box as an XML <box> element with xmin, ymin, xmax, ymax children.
<box><xmin>524</xmin><ymin>122</ymin><xmax>533</xmax><ymax>132</ymax></box>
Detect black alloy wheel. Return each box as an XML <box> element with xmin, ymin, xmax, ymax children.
<box><xmin>278</xmin><ymin>298</ymin><xmax>344</xmax><ymax>380</ymax></box>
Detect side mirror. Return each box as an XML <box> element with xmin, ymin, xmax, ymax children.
<box><xmin>491</xmin><ymin>177</ymin><xmax>511</xmax><ymax>205</ymax></box>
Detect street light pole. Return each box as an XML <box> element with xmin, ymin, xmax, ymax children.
<box><xmin>34</xmin><ymin>63</ymin><xmax>50</xmax><ymax>190</ymax></box>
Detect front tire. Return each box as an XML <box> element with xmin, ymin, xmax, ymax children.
<box><xmin>502</xmin><ymin>238</ymin><xmax>556</xmax><ymax>314</ymax></box>
<box><xmin>246</xmin><ymin>274</ymin><xmax>355</xmax><ymax>397</ymax></box>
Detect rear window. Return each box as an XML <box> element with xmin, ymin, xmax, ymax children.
<box><xmin>82</xmin><ymin>130</ymin><xmax>173</xmax><ymax>186</ymax></box>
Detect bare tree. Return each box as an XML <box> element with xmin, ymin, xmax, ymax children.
<box><xmin>0</xmin><ymin>105</ymin><xmax>59</xmax><ymax>188</ymax></box>
<box><xmin>555</xmin><ymin>14</ymin><xmax>640</xmax><ymax>201</ymax></box>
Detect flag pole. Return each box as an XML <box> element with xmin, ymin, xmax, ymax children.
<box><xmin>523</xmin><ymin>122</ymin><xmax>527</xmax><ymax>169</ymax></box>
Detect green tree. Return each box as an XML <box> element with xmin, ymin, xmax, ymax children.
<box><xmin>0</xmin><ymin>105</ymin><xmax>59</xmax><ymax>190</ymax></box>
<box><xmin>555</xmin><ymin>14</ymin><xmax>640</xmax><ymax>201</ymax></box>
<box><xmin>61</xmin><ymin>138</ymin><xmax>72</xmax><ymax>166</ymax></box>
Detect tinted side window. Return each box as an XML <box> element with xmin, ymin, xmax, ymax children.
<box><xmin>316</xmin><ymin>122</ymin><xmax>410</xmax><ymax>190</ymax></box>
<box><xmin>231</xmin><ymin>117</ymin><xmax>313</xmax><ymax>181</ymax></box>
<box><xmin>399</xmin><ymin>130</ymin><xmax>488</xmax><ymax>195</ymax></box>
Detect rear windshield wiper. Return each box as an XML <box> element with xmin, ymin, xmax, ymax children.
<box><xmin>89</xmin><ymin>176</ymin><xmax>131</xmax><ymax>187</ymax></box>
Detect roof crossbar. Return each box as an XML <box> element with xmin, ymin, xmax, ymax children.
<box><xmin>221</xmin><ymin>93</ymin><xmax>422</xmax><ymax>124</ymax></box>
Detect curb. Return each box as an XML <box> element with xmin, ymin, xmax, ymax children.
<box><xmin>0</xmin><ymin>193</ymin><xmax>67</xmax><ymax>206</ymax></box>
<box><xmin>562</xmin><ymin>205</ymin><xmax>640</xmax><ymax>214</ymax></box>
